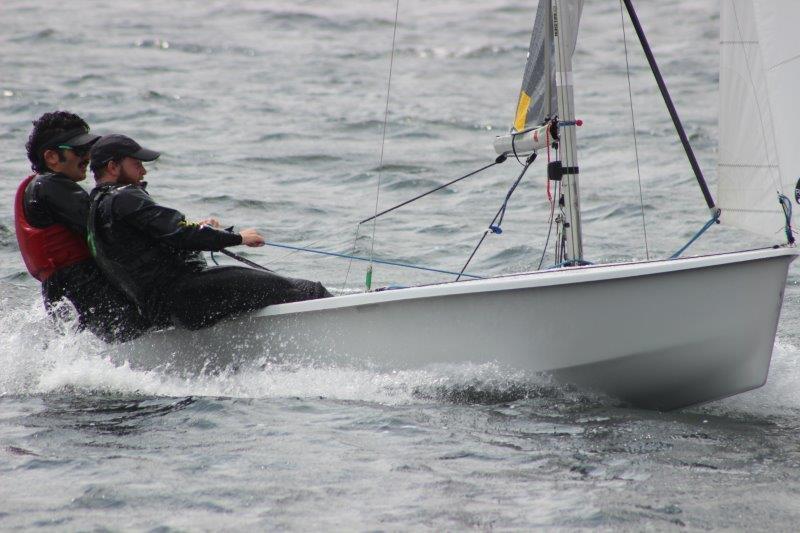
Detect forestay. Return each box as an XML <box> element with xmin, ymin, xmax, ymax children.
<box><xmin>718</xmin><ymin>0</ymin><xmax>800</xmax><ymax>240</ymax></box>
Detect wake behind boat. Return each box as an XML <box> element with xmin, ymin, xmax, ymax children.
<box><xmin>108</xmin><ymin>0</ymin><xmax>798</xmax><ymax>410</ymax></box>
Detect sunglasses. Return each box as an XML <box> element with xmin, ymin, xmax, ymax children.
<box><xmin>57</xmin><ymin>144</ymin><xmax>92</xmax><ymax>157</ymax></box>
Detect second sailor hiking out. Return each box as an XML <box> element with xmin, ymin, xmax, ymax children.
<box><xmin>87</xmin><ymin>134</ymin><xmax>331</xmax><ymax>331</ymax></box>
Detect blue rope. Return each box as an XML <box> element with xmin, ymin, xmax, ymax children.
<box><xmin>670</xmin><ymin>213</ymin><xmax>719</xmax><ymax>259</ymax></box>
<box><xmin>261</xmin><ymin>241</ymin><xmax>485</xmax><ymax>280</ymax></box>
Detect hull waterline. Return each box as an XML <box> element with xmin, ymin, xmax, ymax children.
<box><xmin>109</xmin><ymin>247</ymin><xmax>796</xmax><ymax>410</ymax></box>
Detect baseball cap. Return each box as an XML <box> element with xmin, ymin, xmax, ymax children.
<box><xmin>90</xmin><ymin>134</ymin><xmax>160</xmax><ymax>168</ymax></box>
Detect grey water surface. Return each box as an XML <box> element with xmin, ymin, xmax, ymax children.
<box><xmin>2</xmin><ymin>0</ymin><xmax>800</xmax><ymax>530</ymax></box>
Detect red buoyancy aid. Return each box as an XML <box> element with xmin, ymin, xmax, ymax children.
<box><xmin>14</xmin><ymin>175</ymin><xmax>91</xmax><ymax>281</ymax></box>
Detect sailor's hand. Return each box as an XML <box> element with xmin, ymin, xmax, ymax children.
<box><xmin>239</xmin><ymin>228</ymin><xmax>265</xmax><ymax>247</ymax></box>
<box><xmin>198</xmin><ymin>217</ymin><xmax>221</xmax><ymax>228</ymax></box>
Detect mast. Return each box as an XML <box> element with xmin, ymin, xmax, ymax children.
<box><xmin>552</xmin><ymin>0</ymin><xmax>583</xmax><ymax>261</ymax></box>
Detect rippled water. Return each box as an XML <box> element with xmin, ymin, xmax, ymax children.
<box><xmin>2</xmin><ymin>0</ymin><xmax>800</xmax><ymax>529</ymax></box>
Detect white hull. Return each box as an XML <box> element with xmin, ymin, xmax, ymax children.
<box><xmin>111</xmin><ymin>247</ymin><xmax>796</xmax><ymax>410</ymax></box>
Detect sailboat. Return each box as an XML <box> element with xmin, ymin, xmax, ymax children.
<box><xmin>110</xmin><ymin>0</ymin><xmax>798</xmax><ymax>410</ymax></box>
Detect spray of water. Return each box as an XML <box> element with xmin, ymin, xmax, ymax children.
<box><xmin>3</xmin><ymin>294</ymin><xmax>799</xmax><ymax>413</ymax></box>
<box><xmin>0</xmin><ymin>295</ymin><xmax>551</xmax><ymax>404</ymax></box>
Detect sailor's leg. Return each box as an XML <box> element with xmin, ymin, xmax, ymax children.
<box><xmin>46</xmin><ymin>261</ymin><xmax>154</xmax><ymax>342</ymax></box>
<box><xmin>165</xmin><ymin>266</ymin><xmax>330</xmax><ymax>330</ymax></box>
<box><xmin>71</xmin><ymin>268</ymin><xmax>154</xmax><ymax>343</ymax></box>
<box><xmin>41</xmin><ymin>274</ymin><xmax>79</xmax><ymax>335</ymax></box>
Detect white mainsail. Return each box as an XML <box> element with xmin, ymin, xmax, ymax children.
<box><xmin>718</xmin><ymin>0</ymin><xmax>799</xmax><ymax>240</ymax></box>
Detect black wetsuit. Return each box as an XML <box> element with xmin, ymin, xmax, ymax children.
<box><xmin>22</xmin><ymin>173</ymin><xmax>153</xmax><ymax>342</ymax></box>
<box><xmin>88</xmin><ymin>183</ymin><xmax>330</xmax><ymax>330</ymax></box>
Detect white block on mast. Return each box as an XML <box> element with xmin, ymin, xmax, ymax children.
<box><xmin>493</xmin><ymin>123</ymin><xmax>553</xmax><ymax>157</ymax></box>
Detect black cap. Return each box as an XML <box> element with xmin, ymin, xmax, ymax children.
<box><xmin>90</xmin><ymin>134</ymin><xmax>160</xmax><ymax>168</ymax></box>
<box><xmin>43</xmin><ymin>127</ymin><xmax>100</xmax><ymax>149</ymax></box>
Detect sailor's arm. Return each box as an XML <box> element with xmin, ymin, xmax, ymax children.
<box><xmin>238</xmin><ymin>228</ymin><xmax>265</xmax><ymax>247</ymax></box>
<box><xmin>114</xmin><ymin>188</ymin><xmax>243</xmax><ymax>251</ymax></box>
<box><xmin>194</xmin><ymin>218</ymin><xmax>263</xmax><ymax>246</ymax></box>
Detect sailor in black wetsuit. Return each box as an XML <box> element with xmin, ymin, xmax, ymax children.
<box><xmin>87</xmin><ymin>134</ymin><xmax>331</xmax><ymax>330</ymax></box>
<box><xmin>14</xmin><ymin>112</ymin><xmax>152</xmax><ymax>342</ymax></box>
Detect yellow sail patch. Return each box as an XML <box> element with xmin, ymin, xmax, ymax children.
<box><xmin>513</xmin><ymin>91</ymin><xmax>532</xmax><ymax>132</ymax></box>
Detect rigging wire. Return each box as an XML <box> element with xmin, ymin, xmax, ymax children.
<box><xmin>214</xmin><ymin>236</ymin><xmax>485</xmax><ymax>280</ymax></box>
<box><xmin>260</xmin><ymin>240</ymin><xmax>484</xmax><ymax>280</ymax></box>
<box><xmin>259</xmin><ymin>155</ymin><xmax>503</xmax><ymax>290</ymax></box>
<box><xmin>457</xmin><ymin>153</ymin><xmax>537</xmax><ymax>280</ymax></box>
<box><xmin>358</xmin><ymin>156</ymin><xmax>507</xmax><ymax>225</ymax></box>
<box><xmin>363</xmin><ymin>0</ymin><xmax>402</xmax><ymax>291</ymax></box>
<box><xmin>536</xmin><ymin>125</ymin><xmax>557</xmax><ymax>270</ymax></box>
<box><xmin>343</xmin><ymin>157</ymin><xmax>504</xmax><ymax>288</ymax></box>
<box><xmin>619</xmin><ymin>0</ymin><xmax>650</xmax><ymax>260</ymax></box>
<box><xmin>556</xmin><ymin>142</ymin><xmax>567</xmax><ymax>264</ymax></box>
<box><xmin>537</xmin><ymin>178</ymin><xmax>558</xmax><ymax>270</ymax></box>
<box><xmin>551</xmin><ymin>140</ymin><xmax>565</xmax><ymax>265</ymax></box>
<box><xmin>341</xmin><ymin>224</ymin><xmax>362</xmax><ymax>291</ymax></box>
